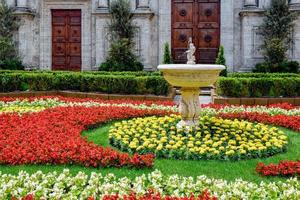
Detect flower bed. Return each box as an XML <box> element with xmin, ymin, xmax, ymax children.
<box><xmin>256</xmin><ymin>161</ymin><xmax>300</xmax><ymax>177</ymax></box>
<box><xmin>202</xmin><ymin>103</ymin><xmax>300</xmax><ymax>116</ymax></box>
<box><xmin>201</xmin><ymin>104</ymin><xmax>300</xmax><ymax>131</ymax></box>
<box><xmin>17</xmin><ymin>190</ymin><xmax>217</xmax><ymax>200</ymax></box>
<box><xmin>219</xmin><ymin>113</ymin><xmax>300</xmax><ymax>132</ymax></box>
<box><xmin>0</xmin><ymin>106</ymin><xmax>172</xmax><ymax>168</ymax></box>
<box><xmin>0</xmin><ymin>96</ymin><xmax>176</xmax><ymax>114</ymax></box>
<box><xmin>1</xmin><ymin>170</ymin><xmax>299</xmax><ymax>200</ymax></box>
<box><xmin>109</xmin><ymin>115</ymin><xmax>288</xmax><ymax>160</ymax></box>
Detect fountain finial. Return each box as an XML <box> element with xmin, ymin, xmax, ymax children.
<box><xmin>186</xmin><ymin>37</ymin><xmax>196</xmax><ymax>65</ymax></box>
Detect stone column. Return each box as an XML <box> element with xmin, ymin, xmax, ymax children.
<box><xmin>17</xmin><ymin>0</ymin><xmax>28</xmax><ymax>8</ymax></box>
<box><xmin>136</xmin><ymin>0</ymin><xmax>150</xmax><ymax>10</ymax></box>
<box><xmin>244</xmin><ymin>0</ymin><xmax>258</xmax><ymax>8</ymax></box>
<box><xmin>98</xmin><ymin>0</ymin><xmax>109</xmax><ymax>9</ymax></box>
<box><xmin>6</xmin><ymin>0</ymin><xmax>15</xmax><ymax>7</ymax></box>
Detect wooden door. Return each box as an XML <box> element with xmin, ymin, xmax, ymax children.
<box><xmin>52</xmin><ymin>10</ymin><xmax>81</xmax><ymax>71</ymax></box>
<box><xmin>171</xmin><ymin>0</ymin><xmax>220</xmax><ymax>64</ymax></box>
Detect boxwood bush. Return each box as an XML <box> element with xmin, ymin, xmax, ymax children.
<box><xmin>0</xmin><ymin>70</ymin><xmax>162</xmax><ymax>76</ymax></box>
<box><xmin>0</xmin><ymin>71</ymin><xmax>170</xmax><ymax>95</ymax></box>
<box><xmin>1</xmin><ymin>70</ymin><xmax>299</xmax><ymax>98</ymax></box>
<box><xmin>216</xmin><ymin>77</ymin><xmax>300</xmax><ymax>97</ymax></box>
<box><xmin>228</xmin><ymin>73</ymin><xmax>300</xmax><ymax>78</ymax></box>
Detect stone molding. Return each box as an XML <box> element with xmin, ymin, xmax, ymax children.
<box><xmin>239</xmin><ymin>8</ymin><xmax>265</xmax><ymax>17</ymax></box>
<box><xmin>244</xmin><ymin>0</ymin><xmax>258</xmax><ymax>8</ymax></box>
<box><xmin>97</xmin><ymin>0</ymin><xmax>109</xmax><ymax>9</ymax></box>
<box><xmin>136</xmin><ymin>0</ymin><xmax>150</xmax><ymax>10</ymax></box>
<box><xmin>289</xmin><ymin>0</ymin><xmax>300</xmax><ymax>8</ymax></box>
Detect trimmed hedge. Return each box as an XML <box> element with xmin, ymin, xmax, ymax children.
<box><xmin>0</xmin><ymin>70</ymin><xmax>161</xmax><ymax>76</ymax></box>
<box><xmin>216</xmin><ymin>77</ymin><xmax>300</xmax><ymax>97</ymax></box>
<box><xmin>228</xmin><ymin>73</ymin><xmax>300</xmax><ymax>78</ymax></box>
<box><xmin>1</xmin><ymin>70</ymin><xmax>299</xmax><ymax>98</ymax></box>
<box><xmin>0</xmin><ymin>72</ymin><xmax>170</xmax><ymax>95</ymax></box>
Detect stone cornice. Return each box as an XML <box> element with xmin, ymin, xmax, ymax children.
<box><xmin>239</xmin><ymin>8</ymin><xmax>265</xmax><ymax>17</ymax></box>
<box><xmin>240</xmin><ymin>6</ymin><xmax>300</xmax><ymax>17</ymax></box>
<box><xmin>14</xmin><ymin>8</ymin><xmax>36</xmax><ymax>17</ymax></box>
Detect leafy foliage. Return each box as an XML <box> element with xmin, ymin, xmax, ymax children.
<box><xmin>100</xmin><ymin>38</ymin><xmax>143</xmax><ymax>71</ymax></box>
<box><xmin>0</xmin><ymin>37</ymin><xmax>16</xmax><ymax>61</ymax></box>
<box><xmin>100</xmin><ymin>0</ymin><xmax>143</xmax><ymax>71</ymax></box>
<box><xmin>215</xmin><ymin>45</ymin><xmax>227</xmax><ymax>76</ymax></box>
<box><xmin>259</xmin><ymin>0</ymin><xmax>297</xmax><ymax>68</ymax></box>
<box><xmin>0</xmin><ymin>0</ymin><xmax>23</xmax><ymax>70</ymax></box>
<box><xmin>163</xmin><ymin>42</ymin><xmax>172</xmax><ymax>64</ymax></box>
<box><xmin>253</xmin><ymin>60</ymin><xmax>299</xmax><ymax>73</ymax></box>
<box><xmin>0</xmin><ymin>0</ymin><xmax>19</xmax><ymax>38</ymax></box>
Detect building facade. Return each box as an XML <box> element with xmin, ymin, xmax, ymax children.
<box><xmin>5</xmin><ymin>0</ymin><xmax>300</xmax><ymax>71</ymax></box>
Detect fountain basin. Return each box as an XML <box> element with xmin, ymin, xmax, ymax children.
<box><xmin>158</xmin><ymin>64</ymin><xmax>225</xmax><ymax>88</ymax></box>
<box><xmin>158</xmin><ymin>64</ymin><xmax>225</xmax><ymax>129</ymax></box>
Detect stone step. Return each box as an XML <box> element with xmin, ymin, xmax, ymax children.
<box><xmin>176</xmin><ymin>89</ymin><xmax>212</xmax><ymax>96</ymax></box>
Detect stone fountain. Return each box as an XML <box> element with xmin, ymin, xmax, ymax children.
<box><xmin>158</xmin><ymin>38</ymin><xmax>225</xmax><ymax>129</ymax></box>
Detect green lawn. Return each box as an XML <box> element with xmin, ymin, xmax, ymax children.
<box><xmin>0</xmin><ymin>123</ymin><xmax>299</xmax><ymax>184</ymax></box>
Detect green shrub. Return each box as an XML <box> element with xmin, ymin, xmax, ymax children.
<box><xmin>100</xmin><ymin>38</ymin><xmax>143</xmax><ymax>71</ymax></box>
<box><xmin>215</xmin><ymin>46</ymin><xmax>227</xmax><ymax>77</ymax></box>
<box><xmin>100</xmin><ymin>0</ymin><xmax>143</xmax><ymax>71</ymax></box>
<box><xmin>216</xmin><ymin>77</ymin><xmax>300</xmax><ymax>97</ymax></box>
<box><xmin>0</xmin><ymin>0</ymin><xmax>22</xmax><ymax>70</ymax></box>
<box><xmin>260</xmin><ymin>0</ymin><xmax>297</xmax><ymax>66</ymax></box>
<box><xmin>228</xmin><ymin>72</ymin><xmax>300</xmax><ymax>78</ymax></box>
<box><xmin>0</xmin><ymin>70</ymin><xmax>162</xmax><ymax>76</ymax></box>
<box><xmin>264</xmin><ymin>38</ymin><xmax>286</xmax><ymax>65</ymax></box>
<box><xmin>253</xmin><ymin>61</ymin><xmax>299</xmax><ymax>73</ymax></box>
<box><xmin>281</xmin><ymin>61</ymin><xmax>299</xmax><ymax>73</ymax></box>
<box><xmin>163</xmin><ymin>42</ymin><xmax>172</xmax><ymax>64</ymax></box>
<box><xmin>0</xmin><ymin>0</ymin><xmax>19</xmax><ymax>38</ymax></box>
<box><xmin>0</xmin><ymin>58</ymin><xmax>24</xmax><ymax>70</ymax></box>
<box><xmin>0</xmin><ymin>71</ymin><xmax>171</xmax><ymax>95</ymax></box>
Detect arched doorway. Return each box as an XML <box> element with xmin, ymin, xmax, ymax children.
<box><xmin>171</xmin><ymin>0</ymin><xmax>220</xmax><ymax>64</ymax></box>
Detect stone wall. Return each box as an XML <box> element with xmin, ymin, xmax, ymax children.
<box><xmin>5</xmin><ymin>0</ymin><xmax>300</xmax><ymax>71</ymax></box>
<box><xmin>238</xmin><ymin>0</ymin><xmax>300</xmax><ymax>71</ymax></box>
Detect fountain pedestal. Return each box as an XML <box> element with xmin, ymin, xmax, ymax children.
<box><xmin>158</xmin><ymin>64</ymin><xmax>225</xmax><ymax>129</ymax></box>
<box><xmin>177</xmin><ymin>87</ymin><xmax>201</xmax><ymax>129</ymax></box>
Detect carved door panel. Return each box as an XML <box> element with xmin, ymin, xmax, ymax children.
<box><xmin>171</xmin><ymin>0</ymin><xmax>195</xmax><ymax>63</ymax></box>
<box><xmin>196</xmin><ymin>0</ymin><xmax>220</xmax><ymax>63</ymax></box>
<box><xmin>171</xmin><ymin>0</ymin><xmax>220</xmax><ymax>64</ymax></box>
<box><xmin>52</xmin><ymin>10</ymin><xmax>81</xmax><ymax>71</ymax></box>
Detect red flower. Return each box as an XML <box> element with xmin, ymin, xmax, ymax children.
<box><xmin>256</xmin><ymin>161</ymin><xmax>300</xmax><ymax>177</ymax></box>
<box><xmin>102</xmin><ymin>189</ymin><xmax>217</xmax><ymax>200</ymax></box>
<box><xmin>0</xmin><ymin>105</ymin><xmax>172</xmax><ymax>168</ymax></box>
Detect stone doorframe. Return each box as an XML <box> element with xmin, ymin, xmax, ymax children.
<box><xmin>39</xmin><ymin>0</ymin><xmax>92</xmax><ymax>71</ymax></box>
